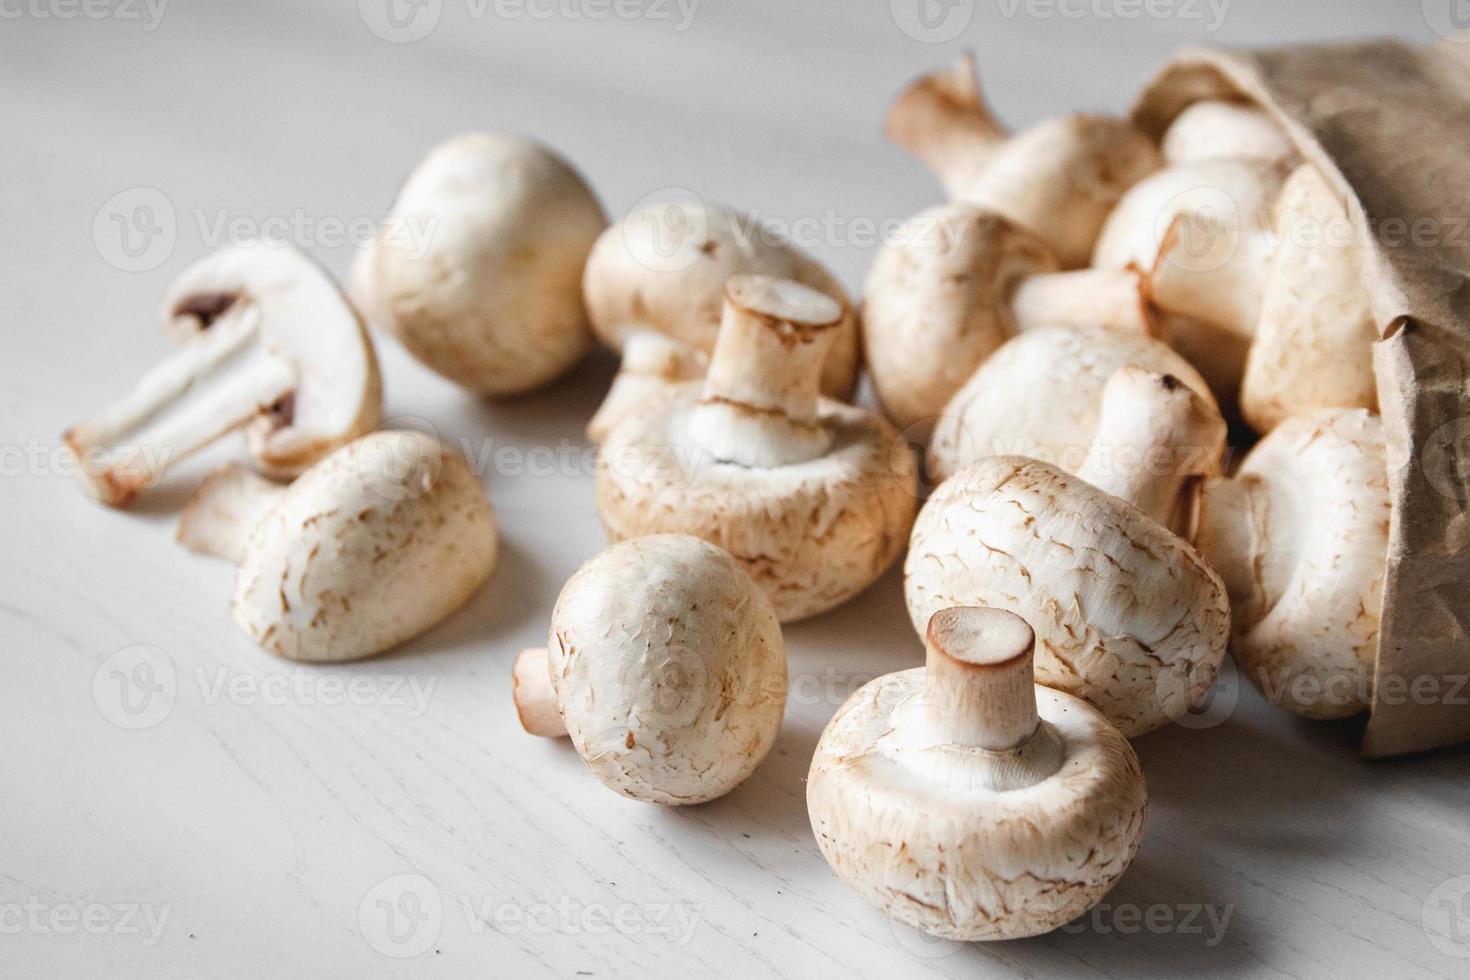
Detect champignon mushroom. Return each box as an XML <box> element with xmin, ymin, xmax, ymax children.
<box><xmin>176</xmin><ymin>430</ymin><xmax>497</xmax><ymax>663</ymax></box>
<box><xmin>926</xmin><ymin>323</ymin><xmax>1214</xmax><ymax>485</ymax></box>
<box><xmin>511</xmin><ymin>534</ymin><xmax>786</xmax><ymax>805</ymax></box>
<box><xmin>351</xmin><ymin>133</ymin><xmax>607</xmax><ymax>397</ymax></box>
<box><xmin>1160</xmin><ymin>100</ymin><xmax>1297</xmax><ymax>167</ymax></box>
<box><xmin>582</xmin><ymin>199</ymin><xmax>860</xmax><ymax>407</ymax></box>
<box><xmin>908</xmin><ymin>367</ymin><xmax>1231</xmax><ymax>736</ymax></box>
<box><xmin>597</xmin><ymin>275</ymin><xmax>919</xmax><ymax>622</ymax></box>
<box><xmin>862</xmin><ymin>204</ymin><xmax>1155</xmax><ymax>434</ymax></box>
<box><xmin>64</xmin><ymin>243</ymin><xmax>382</xmax><ymax>506</ymax></box>
<box><xmin>1191</xmin><ymin>409</ymin><xmax>1388</xmax><ymax>719</ymax></box>
<box><xmin>886</xmin><ymin>53</ymin><xmax>1161</xmax><ymax>268</ymax></box>
<box><xmin>583</xmin><ymin>331</ymin><xmax>707</xmax><ymax>444</ymax></box>
<box><xmin>807</xmin><ymin>606</ymin><xmax>1147</xmax><ymax>940</ymax></box>
<box><xmin>1238</xmin><ymin>166</ymin><xmax>1379</xmax><ymax>433</ymax></box>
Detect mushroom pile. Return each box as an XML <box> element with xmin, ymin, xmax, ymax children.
<box><xmin>61</xmin><ymin>46</ymin><xmax>1403</xmax><ymax>947</ymax></box>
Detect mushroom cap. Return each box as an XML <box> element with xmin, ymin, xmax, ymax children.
<box><xmin>352</xmin><ymin>133</ymin><xmax>607</xmax><ymax>396</ymax></box>
<box><xmin>230</xmin><ymin>430</ymin><xmax>497</xmax><ymax>662</ymax></box>
<box><xmin>808</xmin><ymin>669</ymin><xmax>1146</xmax><ymax>940</ymax></box>
<box><xmin>906</xmin><ymin>456</ymin><xmax>1230</xmax><ymax>736</ymax></box>
<box><xmin>597</xmin><ymin>387</ymin><xmax>919</xmax><ymax>622</ymax></box>
<box><xmin>862</xmin><ymin>204</ymin><xmax>1057</xmax><ymax>434</ymax></box>
<box><xmin>548</xmin><ymin>534</ymin><xmax>786</xmax><ymax>805</ymax></box>
<box><xmin>582</xmin><ymin>200</ymin><xmax>861</xmax><ymax>400</ymax></box>
<box><xmin>161</xmin><ymin>242</ymin><xmax>382</xmax><ymax>478</ymax></box>
<box><xmin>1161</xmin><ymin>100</ymin><xmax>1297</xmax><ymax>167</ymax></box>
<box><xmin>1193</xmin><ymin>410</ymin><xmax>1388</xmax><ymax>719</ymax></box>
<box><xmin>958</xmin><ymin>113</ymin><xmax>1162</xmax><ymax>269</ymax></box>
<box><xmin>927</xmin><ymin>324</ymin><xmax>1213</xmax><ymax>484</ymax></box>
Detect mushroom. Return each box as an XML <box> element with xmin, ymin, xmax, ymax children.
<box><xmin>583</xmin><ymin>331</ymin><xmax>707</xmax><ymax>444</ymax></box>
<box><xmin>511</xmin><ymin>534</ymin><xmax>786</xmax><ymax>805</ymax></box>
<box><xmin>1191</xmin><ymin>409</ymin><xmax>1388</xmax><ymax>719</ymax></box>
<box><xmin>1238</xmin><ymin>166</ymin><xmax>1379</xmax><ymax>433</ymax></box>
<box><xmin>177</xmin><ymin>430</ymin><xmax>497</xmax><ymax>663</ymax></box>
<box><xmin>582</xmin><ymin>199</ymin><xmax>861</xmax><ymax>407</ymax></box>
<box><xmin>926</xmin><ymin>323</ymin><xmax>1214</xmax><ymax>485</ymax></box>
<box><xmin>1160</xmin><ymin>100</ymin><xmax>1297</xmax><ymax>167</ymax></box>
<box><xmin>886</xmin><ymin>53</ymin><xmax>1161</xmax><ymax>268</ymax></box>
<box><xmin>1091</xmin><ymin>157</ymin><xmax>1289</xmax><ymax>402</ymax></box>
<box><xmin>351</xmin><ymin>133</ymin><xmax>607</xmax><ymax>397</ymax></box>
<box><xmin>862</xmin><ymin>204</ymin><xmax>1155</xmax><ymax>434</ymax></box>
<box><xmin>64</xmin><ymin>244</ymin><xmax>381</xmax><ymax>506</ymax></box>
<box><xmin>807</xmin><ymin>606</ymin><xmax>1147</xmax><ymax>940</ymax></box>
<box><xmin>597</xmin><ymin>275</ymin><xmax>919</xmax><ymax>622</ymax></box>
<box><xmin>907</xmin><ymin>367</ymin><xmax>1231</xmax><ymax>736</ymax></box>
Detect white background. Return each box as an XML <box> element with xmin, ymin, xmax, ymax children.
<box><xmin>4</xmin><ymin>1</ymin><xmax>1469</xmax><ymax>977</ymax></box>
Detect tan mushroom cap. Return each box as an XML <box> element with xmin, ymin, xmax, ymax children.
<box><xmin>909</xmin><ymin>370</ymin><xmax>1230</xmax><ymax>736</ymax></box>
<box><xmin>1192</xmin><ymin>410</ymin><xmax>1388</xmax><ymax>719</ymax></box>
<box><xmin>1161</xmin><ymin>100</ymin><xmax>1298</xmax><ymax>167</ymax></box>
<box><xmin>547</xmin><ymin>534</ymin><xmax>786</xmax><ymax>805</ymax></box>
<box><xmin>808</xmin><ymin>607</ymin><xmax>1146</xmax><ymax>940</ymax></box>
<box><xmin>582</xmin><ymin>200</ymin><xmax>861</xmax><ymax>400</ymax></box>
<box><xmin>180</xmin><ymin>430</ymin><xmax>497</xmax><ymax>663</ymax></box>
<box><xmin>885</xmin><ymin>53</ymin><xmax>1161</xmax><ymax>269</ymax></box>
<box><xmin>65</xmin><ymin>243</ymin><xmax>382</xmax><ymax>505</ymax></box>
<box><xmin>351</xmin><ymin>133</ymin><xmax>608</xmax><ymax>397</ymax></box>
<box><xmin>927</xmin><ymin>323</ymin><xmax>1213</xmax><ymax>485</ymax></box>
<box><xmin>598</xmin><ymin>276</ymin><xmax>918</xmax><ymax>622</ymax></box>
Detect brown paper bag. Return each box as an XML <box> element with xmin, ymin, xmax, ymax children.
<box><xmin>1131</xmin><ymin>41</ymin><xmax>1470</xmax><ymax>757</ymax></box>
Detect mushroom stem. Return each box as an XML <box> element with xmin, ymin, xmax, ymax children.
<box><xmin>1078</xmin><ymin>366</ymin><xmax>1227</xmax><ymax>533</ymax></box>
<box><xmin>1011</xmin><ymin>266</ymin><xmax>1154</xmax><ymax>335</ymax></box>
<box><xmin>176</xmin><ymin>463</ymin><xmax>284</xmax><ymax>562</ymax></box>
<box><xmin>885</xmin><ymin>53</ymin><xmax>1008</xmax><ymax>196</ymax></box>
<box><xmin>63</xmin><ymin>306</ymin><xmax>296</xmax><ymax>507</ymax></box>
<box><xmin>687</xmin><ymin>275</ymin><xmax>844</xmax><ymax>468</ymax></box>
<box><xmin>922</xmin><ymin>607</ymin><xmax>1042</xmax><ymax>750</ymax></box>
<box><xmin>586</xmin><ymin>331</ymin><xmax>708</xmax><ymax>444</ymax></box>
<box><xmin>513</xmin><ymin>647</ymin><xmax>567</xmax><ymax>738</ymax></box>
<box><xmin>1149</xmin><ymin>211</ymin><xmax>1274</xmax><ymax>338</ymax></box>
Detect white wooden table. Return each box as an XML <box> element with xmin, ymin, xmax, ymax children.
<box><xmin>4</xmin><ymin>2</ymin><xmax>1467</xmax><ymax>976</ymax></box>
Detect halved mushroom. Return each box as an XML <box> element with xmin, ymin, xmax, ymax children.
<box><xmin>597</xmin><ymin>275</ymin><xmax>918</xmax><ymax>622</ymax></box>
<box><xmin>1191</xmin><ymin>409</ymin><xmax>1388</xmax><ymax>719</ymax></box>
<box><xmin>351</xmin><ymin>133</ymin><xmax>608</xmax><ymax>397</ymax></box>
<box><xmin>65</xmin><ymin>243</ymin><xmax>381</xmax><ymax>506</ymax></box>
<box><xmin>177</xmin><ymin>430</ymin><xmax>497</xmax><ymax>663</ymax></box>
<box><xmin>1238</xmin><ymin>166</ymin><xmax>1379</xmax><ymax>432</ymax></box>
<box><xmin>886</xmin><ymin>53</ymin><xmax>1161</xmax><ymax>268</ymax></box>
<box><xmin>512</xmin><ymin>534</ymin><xmax>786</xmax><ymax>805</ymax></box>
<box><xmin>582</xmin><ymin>199</ymin><xmax>860</xmax><ymax>413</ymax></box>
<box><xmin>926</xmin><ymin>323</ymin><xmax>1213</xmax><ymax>485</ymax></box>
<box><xmin>1160</xmin><ymin>100</ymin><xmax>1298</xmax><ymax>167</ymax></box>
<box><xmin>808</xmin><ymin>606</ymin><xmax>1147</xmax><ymax>940</ymax></box>
<box><xmin>907</xmin><ymin>367</ymin><xmax>1231</xmax><ymax>736</ymax></box>
<box><xmin>862</xmin><ymin>205</ymin><xmax>1155</xmax><ymax>435</ymax></box>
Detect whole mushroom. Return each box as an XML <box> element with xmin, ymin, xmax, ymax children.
<box><xmin>886</xmin><ymin>53</ymin><xmax>1161</xmax><ymax>268</ymax></box>
<box><xmin>597</xmin><ymin>274</ymin><xmax>919</xmax><ymax>622</ymax></box>
<box><xmin>808</xmin><ymin>606</ymin><xmax>1147</xmax><ymax>940</ymax></box>
<box><xmin>512</xmin><ymin>535</ymin><xmax>787</xmax><ymax>805</ymax></box>
<box><xmin>351</xmin><ymin>134</ymin><xmax>607</xmax><ymax>397</ymax></box>
<box><xmin>65</xmin><ymin>243</ymin><xmax>382</xmax><ymax>505</ymax></box>
<box><xmin>177</xmin><ymin>430</ymin><xmax>498</xmax><ymax>663</ymax></box>
<box><xmin>1160</xmin><ymin>99</ymin><xmax>1298</xmax><ymax>167</ymax></box>
<box><xmin>926</xmin><ymin>323</ymin><xmax>1214</xmax><ymax>485</ymax></box>
<box><xmin>862</xmin><ymin>205</ymin><xmax>1155</xmax><ymax>434</ymax></box>
<box><xmin>1191</xmin><ymin>409</ymin><xmax>1389</xmax><ymax>719</ymax></box>
<box><xmin>582</xmin><ymin>199</ymin><xmax>861</xmax><ymax>420</ymax></box>
<box><xmin>908</xmin><ymin>367</ymin><xmax>1231</xmax><ymax>736</ymax></box>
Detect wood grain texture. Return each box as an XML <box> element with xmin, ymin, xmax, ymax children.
<box><xmin>2</xmin><ymin>2</ymin><xmax>1466</xmax><ymax>977</ymax></box>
